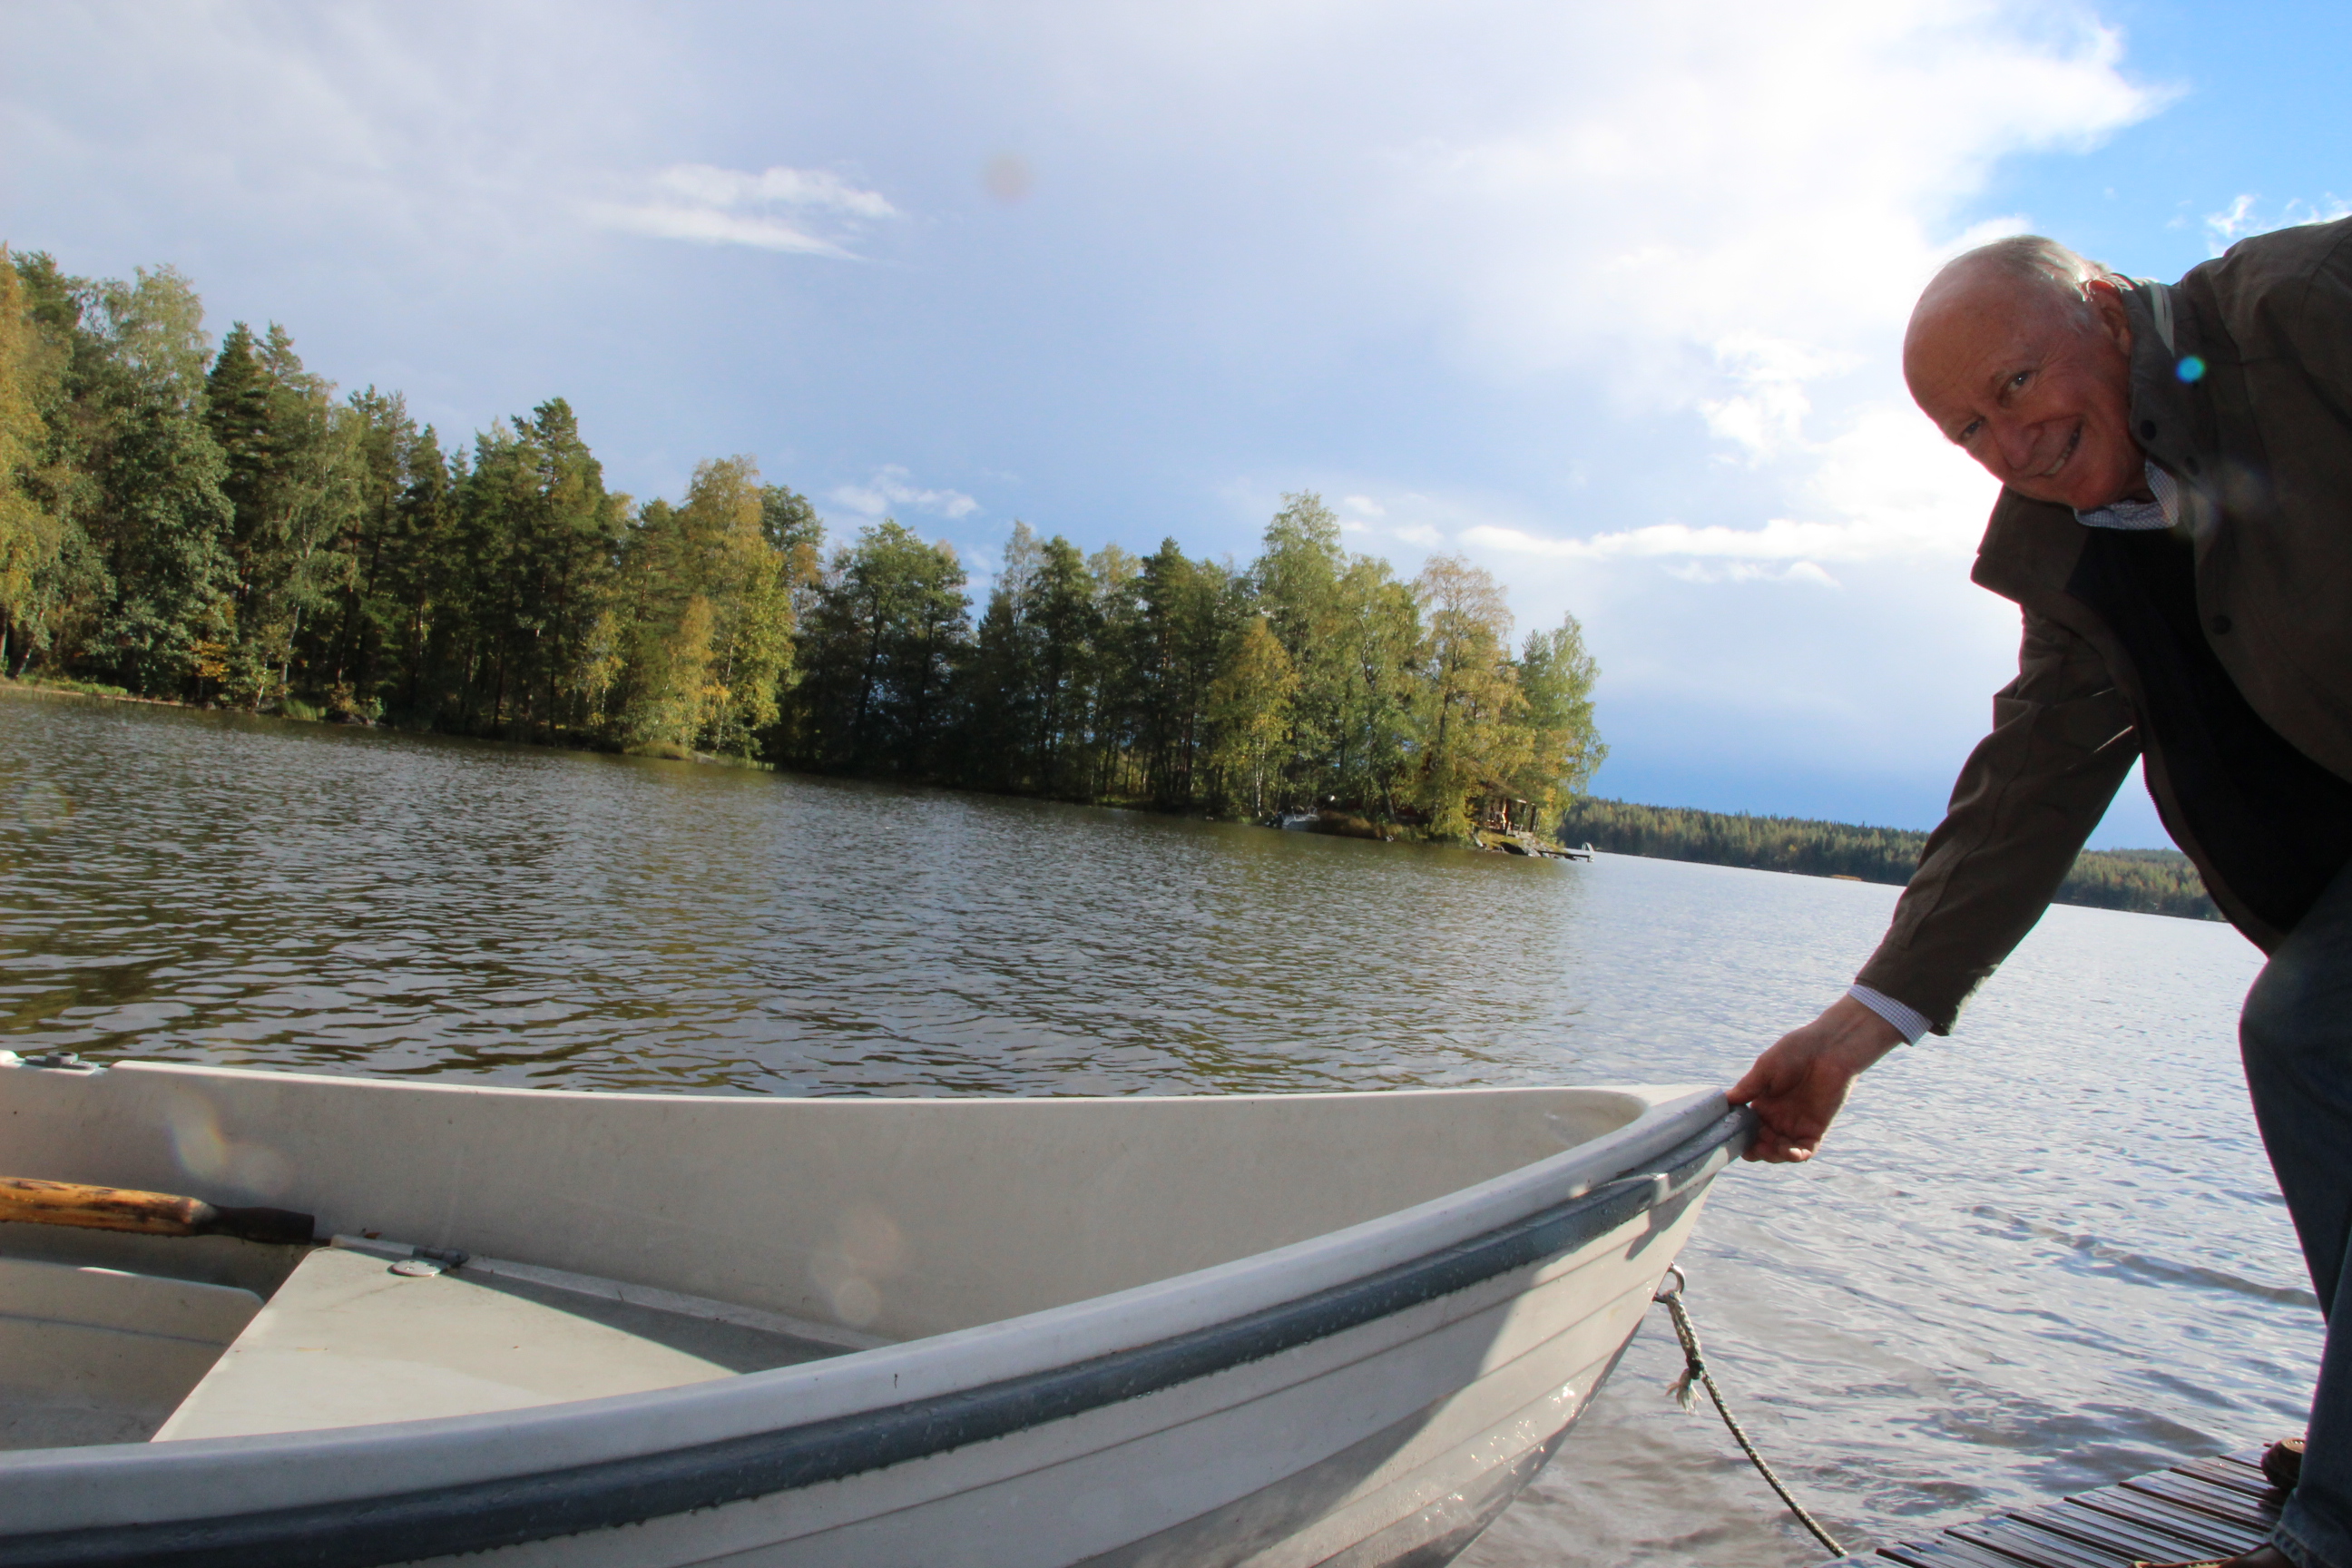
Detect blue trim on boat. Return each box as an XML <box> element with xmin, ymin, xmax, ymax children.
<box><xmin>0</xmin><ymin>1106</ymin><xmax>1752</xmax><ymax>1568</ymax></box>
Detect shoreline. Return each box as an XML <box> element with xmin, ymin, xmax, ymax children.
<box><xmin>4</xmin><ymin>674</ymin><xmax>2214</xmax><ymax>921</ymax></box>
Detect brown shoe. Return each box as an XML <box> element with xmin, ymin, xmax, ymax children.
<box><xmin>2260</xmin><ymin>1436</ymin><xmax>2304</xmax><ymax>1491</ymax></box>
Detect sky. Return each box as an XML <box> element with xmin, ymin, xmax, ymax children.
<box><xmin>4</xmin><ymin>0</ymin><xmax>2346</xmax><ymax>847</ymax></box>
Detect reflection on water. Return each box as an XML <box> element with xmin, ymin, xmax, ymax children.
<box><xmin>0</xmin><ymin>692</ymin><xmax>1606</xmax><ymax>1093</ymax></box>
<box><xmin>0</xmin><ymin>691</ymin><xmax>2318</xmax><ymax>1563</ymax></box>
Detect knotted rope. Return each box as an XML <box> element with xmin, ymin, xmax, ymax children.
<box><xmin>1654</xmin><ymin>1265</ymin><xmax>1849</xmax><ymax>1558</ymax></box>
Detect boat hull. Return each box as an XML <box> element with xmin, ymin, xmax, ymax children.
<box><xmin>0</xmin><ymin>1063</ymin><xmax>1746</xmax><ymax>1567</ymax></box>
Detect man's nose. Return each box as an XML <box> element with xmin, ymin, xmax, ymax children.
<box><xmin>1988</xmin><ymin>416</ymin><xmax>2039</xmax><ymax>479</ymax></box>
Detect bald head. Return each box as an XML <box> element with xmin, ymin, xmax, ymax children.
<box><xmin>1904</xmin><ymin>235</ymin><xmax>2145</xmax><ymax>512</ymax></box>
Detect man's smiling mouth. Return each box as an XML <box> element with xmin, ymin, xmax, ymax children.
<box><xmin>2043</xmin><ymin>424</ymin><xmax>2082</xmax><ymax>479</ymax></box>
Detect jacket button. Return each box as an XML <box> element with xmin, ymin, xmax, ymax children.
<box><xmin>2140</xmin><ymin>419</ymin><xmax>2158</xmax><ymax>439</ymax></box>
<box><xmin>2210</xmin><ymin>613</ymin><xmax>2232</xmax><ymax>634</ymax></box>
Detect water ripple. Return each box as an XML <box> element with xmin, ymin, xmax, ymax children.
<box><xmin>0</xmin><ymin>691</ymin><xmax>2318</xmax><ymax>1565</ymax></box>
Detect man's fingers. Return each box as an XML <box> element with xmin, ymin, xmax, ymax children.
<box><xmin>1742</xmin><ymin>1104</ymin><xmax>1814</xmax><ymax>1161</ymax></box>
<box><xmin>1726</xmin><ymin>1054</ymin><xmax>1797</xmax><ymax>1107</ymax></box>
<box><xmin>1742</xmin><ymin>1093</ymin><xmax>1833</xmax><ymax>1162</ymax></box>
<box><xmin>1742</xmin><ymin>1132</ymin><xmax>1818</xmax><ymax>1163</ymax></box>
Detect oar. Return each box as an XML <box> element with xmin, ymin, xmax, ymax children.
<box><xmin>0</xmin><ymin>1176</ymin><xmax>316</xmax><ymax>1245</ymax></box>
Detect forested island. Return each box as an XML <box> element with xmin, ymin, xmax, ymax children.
<box><xmin>0</xmin><ymin>248</ymin><xmax>2214</xmax><ymax>921</ymax></box>
<box><xmin>0</xmin><ymin>250</ymin><xmax>1602</xmax><ymax>841</ymax></box>
<box><xmin>1558</xmin><ymin>798</ymin><xmax>2219</xmax><ymax>921</ymax></box>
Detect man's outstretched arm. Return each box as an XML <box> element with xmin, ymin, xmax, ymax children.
<box><xmin>1729</xmin><ymin>995</ymin><xmax>1905</xmax><ymax>1162</ymax></box>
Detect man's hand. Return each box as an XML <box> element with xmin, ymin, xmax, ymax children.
<box><xmin>1729</xmin><ymin>995</ymin><xmax>1906</xmax><ymax>1162</ymax></box>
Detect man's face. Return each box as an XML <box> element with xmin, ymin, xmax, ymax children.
<box><xmin>1904</xmin><ymin>275</ymin><xmax>2141</xmax><ymax>512</ymax></box>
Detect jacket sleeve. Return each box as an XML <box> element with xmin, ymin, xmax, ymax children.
<box><xmin>1853</xmin><ymin>609</ymin><xmax>2141</xmax><ymax>1034</ymax></box>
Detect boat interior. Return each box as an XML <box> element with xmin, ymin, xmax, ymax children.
<box><xmin>0</xmin><ymin>1059</ymin><xmax>1681</xmax><ymax>1455</ymax></box>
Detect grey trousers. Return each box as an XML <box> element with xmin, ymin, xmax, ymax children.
<box><xmin>2245</xmin><ymin>858</ymin><xmax>2352</xmax><ymax>1568</ymax></box>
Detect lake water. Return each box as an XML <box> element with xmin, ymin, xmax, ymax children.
<box><xmin>0</xmin><ymin>690</ymin><xmax>2317</xmax><ymax>1564</ymax></box>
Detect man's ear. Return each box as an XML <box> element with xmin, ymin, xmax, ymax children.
<box><xmin>2083</xmin><ymin>276</ymin><xmax>2134</xmax><ymax>354</ymax></box>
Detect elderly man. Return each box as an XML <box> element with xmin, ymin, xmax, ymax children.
<box><xmin>1731</xmin><ymin>217</ymin><xmax>2352</xmax><ymax>1568</ymax></box>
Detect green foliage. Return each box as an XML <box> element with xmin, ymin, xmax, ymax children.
<box><xmin>1555</xmin><ymin>796</ymin><xmax>2221</xmax><ymax>922</ymax></box>
<box><xmin>1207</xmin><ymin>614</ymin><xmax>1298</xmax><ymax>815</ymax></box>
<box><xmin>0</xmin><ymin>252</ymin><xmax>69</xmax><ymax>672</ymax></box>
<box><xmin>1412</xmin><ymin>554</ymin><xmax>1522</xmax><ymax>840</ymax></box>
<box><xmin>788</xmin><ymin>519</ymin><xmax>969</xmax><ymax>774</ymax></box>
<box><xmin>600</xmin><ymin>456</ymin><xmax>797</xmax><ymax>759</ymax></box>
<box><xmin>2</xmin><ymin>250</ymin><xmax>1607</xmax><ymax>823</ymax></box>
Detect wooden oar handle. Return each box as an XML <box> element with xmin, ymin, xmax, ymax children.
<box><xmin>0</xmin><ymin>1177</ymin><xmax>315</xmax><ymax>1245</ymax></box>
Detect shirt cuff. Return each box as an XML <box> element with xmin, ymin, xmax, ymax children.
<box><xmin>1846</xmin><ymin>985</ymin><xmax>1932</xmax><ymax>1044</ymax></box>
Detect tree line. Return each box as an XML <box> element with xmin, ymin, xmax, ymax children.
<box><xmin>1556</xmin><ymin>797</ymin><xmax>2220</xmax><ymax>921</ymax></box>
<box><xmin>0</xmin><ymin>250</ymin><xmax>1605</xmax><ymax>838</ymax></box>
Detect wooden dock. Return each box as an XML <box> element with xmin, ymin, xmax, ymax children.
<box><xmin>1823</xmin><ymin>1447</ymin><xmax>2284</xmax><ymax>1567</ymax></box>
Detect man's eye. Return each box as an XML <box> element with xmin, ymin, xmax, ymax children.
<box><xmin>1958</xmin><ymin>420</ymin><xmax>1982</xmax><ymax>443</ymax></box>
<box><xmin>2009</xmin><ymin>371</ymin><xmax>2031</xmax><ymax>388</ymax></box>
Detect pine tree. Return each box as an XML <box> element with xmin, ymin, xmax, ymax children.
<box><xmin>791</xmin><ymin>520</ymin><xmax>969</xmax><ymax>774</ymax></box>
<box><xmin>1253</xmin><ymin>491</ymin><xmax>1350</xmax><ymax>808</ymax></box>
<box><xmin>80</xmin><ymin>268</ymin><xmax>236</xmax><ymax>696</ymax></box>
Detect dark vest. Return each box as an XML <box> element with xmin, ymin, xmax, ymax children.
<box><xmin>2067</xmin><ymin>526</ymin><xmax>2352</xmax><ymax>935</ymax></box>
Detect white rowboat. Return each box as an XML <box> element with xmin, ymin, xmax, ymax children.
<box><xmin>0</xmin><ymin>1057</ymin><xmax>1748</xmax><ymax>1567</ymax></box>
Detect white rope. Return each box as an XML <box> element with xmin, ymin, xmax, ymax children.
<box><xmin>1653</xmin><ymin>1265</ymin><xmax>1849</xmax><ymax>1558</ymax></box>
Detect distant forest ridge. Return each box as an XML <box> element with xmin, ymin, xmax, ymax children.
<box><xmin>1556</xmin><ymin>797</ymin><xmax>2220</xmax><ymax>922</ymax></box>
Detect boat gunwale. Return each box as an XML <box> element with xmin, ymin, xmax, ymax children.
<box><xmin>0</xmin><ymin>1097</ymin><xmax>1751</xmax><ymax>1568</ymax></box>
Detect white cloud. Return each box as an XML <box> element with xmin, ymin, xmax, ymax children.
<box><xmin>1391</xmin><ymin>2</ymin><xmax>2162</xmax><ymax>389</ymax></box>
<box><xmin>657</xmin><ymin>164</ymin><xmax>896</xmax><ymax>220</ymax></box>
<box><xmin>1698</xmin><ymin>335</ymin><xmax>1861</xmax><ymax>462</ymax></box>
<box><xmin>1467</xmin><ymin>398</ymin><xmax>1994</xmax><ymax>580</ymax></box>
<box><xmin>1358</xmin><ymin>0</ymin><xmax>2166</xmax><ymax>591</ymax></box>
<box><xmin>2204</xmin><ymin>191</ymin><xmax>2352</xmax><ymax>255</ymax></box>
<box><xmin>593</xmin><ymin>162</ymin><xmax>897</xmax><ymax>256</ymax></box>
<box><xmin>1664</xmin><ymin>560</ymin><xmax>1844</xmax><ymax>588</ymax></box>
<box><xmin>828</xmin><ymin>466</ymin><xmax>980</xmax><ymax>520</ymax></box>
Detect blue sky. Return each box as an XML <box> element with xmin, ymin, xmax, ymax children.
<box><xmin>5</xmin><ymin>0</ymin><xmax>2345</xmax><ymax>846</ymax></box>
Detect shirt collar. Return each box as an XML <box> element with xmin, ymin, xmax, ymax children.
<box><xmin>2076</xmin><ymin>461</ymin><xmax>2180</xmax><ymax>531</ymax></box>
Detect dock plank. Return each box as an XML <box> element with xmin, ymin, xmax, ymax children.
<box><xmin>1879</xmin><ymin>1537</ymin><xmax>2045</xmax><ymax>1568</ymax></box>
<box><xmin>1878</xmin><ymin>1539</ymin><xmax>2032</xmax><ymax>1568</ymax></box>
<box><xmin>2041</xmin><ymin>1497</ymin><xmax>2238</xmax><ymax>1560</ymax></box>
<box><xmin>2175</xmin><ymin>1458</ymin><xmax>2278</xmax><ymax>1503</ymax></box>
<box><xmin>2121</xmin><ymin>1471</ymin><xmax>2284</xmax><ymax>1533</ymax></box>
<box><xmin>2019</xmin><ymin>1502</ymin><xmax>2220</xmax><ymax>1563</ymax></box>
<box><xmin>1821</xmin><ymin>1450</ymin><xmax>2286</xmax><ymax>1566</ymax></box>
<box><xmin>1945</xmin><ymin>1516</ymin><xmax>2142</xmax><ymax>1567</ymax></box>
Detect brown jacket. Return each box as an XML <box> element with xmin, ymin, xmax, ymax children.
<box><xmin>1855</xmin><ymin>217</ymin><xmax>2352</xmax><ymax>1033</ymax></box>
